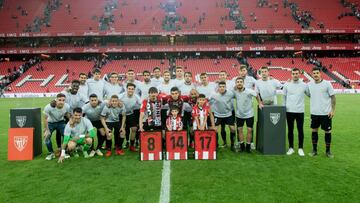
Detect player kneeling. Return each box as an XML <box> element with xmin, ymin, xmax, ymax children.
<box><xmin>58</xmin><ymin>108</ymin><xmax>96</xmax><ymax>163</ymax></box>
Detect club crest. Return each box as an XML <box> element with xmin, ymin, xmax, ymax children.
<box><xmin>16</xmin><ymin>116</ymin><xmax>27</xmax><ymax>128</ymax></box>
<box><xmin>14</xmin><ymin>136</ymin><xmax>28</xmax><ymax>152</ymax></box>
<box><xmin>270</xmin><ymin>113</ymin><xmax>280</xmax><ymax>125</ymax></box>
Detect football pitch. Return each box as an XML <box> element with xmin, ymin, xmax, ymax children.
<box><xmin>0</xmin><ymin>95</ymin><xmax>359</xmax><ymax>203</ymax></box>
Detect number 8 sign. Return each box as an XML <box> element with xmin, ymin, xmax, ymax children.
<box><xmin>194</xmin><ymin>130</ymin><xmax>217</xmax><ymax>160</ymax></box>
<box><xmin>140</xmin><ymin>131</ymin><xmax>163</xmax><ymax>161</ymax></box>
<box><xmin>165</xmin><ymin>131</ymin><xmax>188</xmax><ymax>160</ymax></box>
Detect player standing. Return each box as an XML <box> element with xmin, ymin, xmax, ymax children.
<box><xmin>166</xmin><ymin>106</ymin><xmax>183</xmax><ymax>131</ymax></box>
<box><xmin>209</xmin><ymin>81</ymin><xmax>236</xmax><ymax>150</ymax></box>
<box><xmin>151</xmin><ymin>67</ymin><xmax>164</xmax><ymax>87</ymax></box>
<box><xmin>233</xmin><ymin>77</ymin><xmax>258</xmax><ymax>153</ymax></box>
<box><xmin>283</xmin><ymin>68</ymin><xmax>309</xmax><ymax>156</ymax></box>
<box><xmin>104</xmin><ymin>72</ymin><xmax>124</xmax><ymax>100</ymax></box>
<box><xmin>139</xmin><ymin>87</ymin><xmax>164</xmax><ymax>131</ymax></box>
<box><xmin>119</xmin><ymin>83</ymin><xmax>142</xmax><ymax>152</ymax></box>
<box><xmin>87</xmin><ymin>68</ymin><xmax>106</xmax><ymax>101</ymax></box>
<box><xmin>307</xmin><ymin>67</ymin><xmax>336</xmax><ymax>158</ymax></box>
<box><xmin>256</xmin><ymin>66</ymin><xmax>282</xmax><ymax>105</ymax></box>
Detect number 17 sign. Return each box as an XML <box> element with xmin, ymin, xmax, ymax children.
<box><xmin>194</xmin><ymin>130</ymin><xmax>217</xmax><ymax>160</ymax></box>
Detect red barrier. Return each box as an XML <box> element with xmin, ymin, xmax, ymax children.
<box><xmin>194</xmin><ymin>130</ymin><xmax>217</xmax><ymax>160</ymax></box>
<box><xmin>140</xmin><ymin>131</ymin><xmax>163</xmax><ymax>161</ymax></box>
<box><xmin>165</xmin><ymin>131</ymin><xmax>188</xmax><ymax>160</ymax></box>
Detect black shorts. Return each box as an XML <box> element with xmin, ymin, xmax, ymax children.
<box><xmin>126</xmin><ymin>114</ymin><xmax>138</xmax><ymax>128</ymax></box>
<box><xmin>236</xmin><ymin>117</ymin><xmax>254</xmax><ymax>128</ymax></box>
<box><xmin>161</xmin><ymin>109</ymin><xmax>168</xmax><ymax>130</ymax></box>
<box><xmin>215</xmin><ymin>115</ymin><xmax>235</xmax><ymax>126</ymax></box>
<box><xmin>107</xmin><ymin>121</ymin><xmax>122</xmax><ymax>130</ymax></box>
<box><xmin>91</xmin><ymin>120</ymin><xmax>104</xmax><ymax>129</ymax></box>
<box><xmin>182</xmin><ymin>111</ymin><xmax>192</xmax><ymax>127</ymax></box>
<box><xmin>143</xmin><ymin>123</ymin><xmax>163</xmax><ymax>131</ymax></box>
<box><xmin>311</xmin><ymin>115</ymin><xmax>332</xmax><ymax>131</ymax></box>
<box><xmin>133</xmin><ymin>109</ymin><xmax>140</xmax><ymax>121</ymax></box>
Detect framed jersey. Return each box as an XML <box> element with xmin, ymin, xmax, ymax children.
<box><xmin>194</xmin><ymin>130</ymin><xmax>217</xmax><ymax>160</ymax></box>
<box><xmin>140</xmin><ymin>131</ymin><xmax>163</xmax><ymax>161</ymax></box>
<box><xmin>165</xmin><ymin>131</ymin><xmax>188</xmax><ymax>160</ymax></box>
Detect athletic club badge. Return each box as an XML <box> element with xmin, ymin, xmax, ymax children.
<box><xmin>270</xmin><ymin>113</ymin><xmax>280</xmax><ymax>125</ymax></box>
<box><xmin>16</xmin><ymin>116</ymin><xmax>27</xmax><ymax>128</ymax></box>
<box><xmin>14</xmin><ymin>136</ymin><xmax>28</xmax><ymax>152</ymax></box>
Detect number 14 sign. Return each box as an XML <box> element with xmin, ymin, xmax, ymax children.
<box><xmin>166</xmin><ymin>131</ymin><xmax>188</xmax><ymax>160</ymax></box>
<box><xmin>194</xmin><ymin>130</ymin><xmax>217</xmax><ymax>160</ymax></box>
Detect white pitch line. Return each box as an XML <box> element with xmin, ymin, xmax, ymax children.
<box><xmin>159</xmin><ymin>160</ymin><xmax>171</xmax><ymax>203</ymax></box>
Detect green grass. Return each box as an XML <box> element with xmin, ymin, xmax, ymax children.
<box><xmin>1</xmin><ymin>95</ymin><xmax>360</xmax><ymax>202</ymax></box>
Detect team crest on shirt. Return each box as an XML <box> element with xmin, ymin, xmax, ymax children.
<box><xmin>16</xmin><ymin>116</ymin><xmax>27</xmax><ymax>128</ymax></box>
<box><xmin>14</xmin><ymin>136</ymin><xmax>28</xmax><ymax>152</ymax></box>
<box><xmin>270</xmin><ymin>113</ymin><xmax>280</xmax><ymax>125</ymax></box>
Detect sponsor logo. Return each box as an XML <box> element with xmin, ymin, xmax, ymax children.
<box><xmin>270</xmin><ymin>113</ymin><xmax>280</xmax><ymax>125</ymax></box>
<box><xmin>16</xmin><ymin>116</ymin><xmax>27</xmax><ymax>127</ymax></box>
<box><xmin>226</xmin><ymin>46</ymin><xmax>243</xmax><ymax>51</ymax></box>
<box><xmin>250</xmin><ymin>29</ymin><xmax>267</xmax><ymax>34</ymax></box>
<box><xmin>14</xmin><ymin>136</ymin><xmax>28</xmax><ymax>152</ymax></box>
<box><xmin>224</xmin><ymin>30</ymin><xmax>242</xmax><ymax>34</ymax></box>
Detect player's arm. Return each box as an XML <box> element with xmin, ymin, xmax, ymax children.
<box><xmin>120</xmin><ymin>111</ymin><xmax>126</xmax><ymax>133</ymax></box>
<box><xmin>139</xmin><ymin>112</ymin><xmax>145</xmax><ymax>131</ymax></box>
<box><xmin>100</xmin><ymin>116</ymin><xmax>110</xmax><ymax>135</ymax></box>
<box><xmin>58</xmin><ymin>128</ymin><xmax>70</xmax><ymax>163</ymax></box>
<box><xmin>43</xmin><ymin>114</ymin><xmax>51</xmax><ymax>138</ymax></box>
<box><xmin>178</xmin><ymin>120</ymin><xmax>183</xmax><ymax>131</ymax></box>
<box><xmin>256</xmin><ymin>93</ymin><xmax>264</xmax><ymax>109</ymax></box>
<box><xmin>194</xmin><ymin>116</ymin><xmax>200</xmax><ymax>130</ymax></box>
<box><xmin>282</xmin><ymin>84</ymin><xmax>287</xmax><ymax>105</ymax></box>
<box><xmin>139</xmin><ymin>100</ymin><xmax>147</xmax><ymax>131</ymax></box>
<box><xmin>208</xmin><ymin>108</ymin><xmax>216</xmax><ymax>130</ymax></box>
<box><xmin>166</xmin><ymin>117</ymin><xmax>172</xmax><ymax>131</ymax></box>
<box><xmin>329</xmin><ymin>95</ymin><xmax>336</xmax><ymax>118</ymax></box>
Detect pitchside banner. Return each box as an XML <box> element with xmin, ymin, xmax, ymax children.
<box><xmin>140</xmin><ymin>131</ymin><xmax>163</xmax><ymax>161</ymax></box>
<box><xmin>194</xmin><ymin>130</ymin><xmax>217</xmax><ymax>160</ymax></box>
<box><xmin>8</xmin><ymin>128</ymin><xmax>34</xmax><ymax>160</ymax></box>
<box><xmin>165</xmin><ymin>131</ymin><xmax>188</xmax><ymax>160</ymax></box>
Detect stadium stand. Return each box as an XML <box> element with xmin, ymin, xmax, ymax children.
<box><xmin>1</xmin><ymin>0</ymin><xmax>360</xmax><ymax>34</ymax></box>
<box><xmin>3</xmin><ymin>57</ymin><xmax>359</xmax><ymax>93</ymax></box>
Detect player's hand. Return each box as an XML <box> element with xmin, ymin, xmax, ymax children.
<box><xmin>58</xmin><ymin>156</ymin><xmax>65</xmax><ymax>163</ymax></box>
<box><xmin>210</xmin><ymin>126</ymin><xmax>216</xmax><ymax>131</ymax></box>
<box><xmin>199</xmin><ymin>126</ymin><xmax>205</xmax><ymax>131</ymax></box>
<box><xmin>105</xmin><ymin>128</ymin><xmax>111</xmax><ymax>135</ymax></box>
<box><xmin>328</xmin><ymin>111</ymin><xmax>335</xmax><ymax>119</ymax></box>
<box><xmin>43</xmin><ymin>128</ymin><xmax>50</xmax><ymax>139</ymax></box>
<box><xmin>68</xmin><ymin>118</ymin><xmax>75</xmax><ymax>127</ymax></box>
<box><xmin>119</xmin><ymin>128</ymin><xmax>125</xmax><ymax>134</ymax></box>
<box><xmin>139</xmin><ymin>127</ymin><xmax>144</xmax><ymax>132</ymax></box>
<box><xmin>259</xmin><ymin>103</ymin><xmax>264</xmax><ymax>109</ymax></box>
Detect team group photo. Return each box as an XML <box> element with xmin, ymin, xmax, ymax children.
<box><xmin>0</xmin><ymin>0</ymin><xmax>359</xmax><ymax>202</ymax></box>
